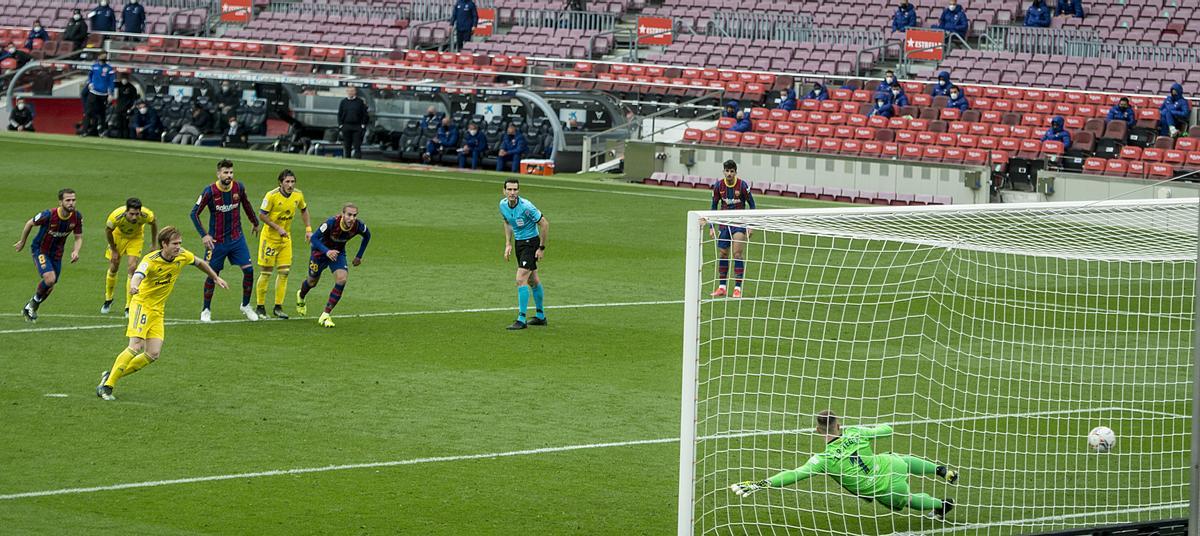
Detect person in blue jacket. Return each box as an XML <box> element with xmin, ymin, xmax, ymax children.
<box><xmin>931</xmin><ymin>71</ymin><xmax>955</xmax><ymax>97</ymax></box>
<box><xmin>1106</xmin><ymin>97</ymin><xmax>1136</xmax><ymax>128</ymax></box>
<box><xmin>803</xmin><ymin>82</ymin><xmax>828</xmax><ymax>101</ymax></box>
<box><xmin>1160</xmin><ymin>83</ymin><xmax>1190</xmax><ymax>136</ymax></box>
<box><xmin>121</xmin><ymin>0</ymin><xmax>146</xmax><ymax>35</ymax></box>
<box><xmin>1055</xmin><ymin>0</ymin><xmax>1084</xmax><ymax>18</ymax></box>
<box><xmin>891</xmin><ymin>0</ymin><xmax>918</xmax><ymax>32</ymax></box>
<box><xmin>129</xmin><ymin>100</ymin><xmax>161</xmax><ymax>141</ymax></box>
<box><xmin>776</xmin><ymin>88</ymin><xmax>796</xmax><ymax>111</ymax></box>
<box><xmin>24</xmin><ymin>21</ymin><xmax>48</xmax><ymax>49</ymax></box>
<box><xmin>880</xmin><ymin>70</ymin><xmax>899</xmax><ymax>92</ymax></box>
<box><xmin>730</xmin><ymin>110</ymin><xmax>752</xmax><ymax>132</ymax></box>
<box><xmin>946</xmin><ymin>87</ymin><xmax>970</xmax><ymax>111</ymax></box>
<box><xmin>934</xmin><ymin>0</ymin><xmax>969</xmax><ymax>39</ymax></box>
<box><xmin>423</xmin><ymin>116</ymin><xmax>459</xmax><ymax>163</ymax></box>
<box><xmin>868</xmin><ymin>96</ymin><xmax>894</xmax><ymax>118</ymax></box>
<box><xmin>888</xmin><ymin>85</ymin><xmax>910</xmax><ymax>108</ymax></box>
<box><xmin>450</xmin><ymin>0</ymin><xmax>478</xmax><ymax>52</ymax></box>
<box><xmin>1024</xmin><ymin>0</ymin><xmax>1051</xmax><ymax>27</ymax></box>
<box><xmin>496</xmin><ymin>124</ymin><xmax>527</xmax><ymax>173</ymax></box>
<box><xmin>457</xmin><ymin>121</ymin><xmax>488</xmax><ymax>169</ymax></box>
<box><xmin>88</xmin><ymin>0</ymin><xmax>116</xmax><ymax>33</ymax></box>
<box><xmin>1041</xmin><ymin>115</ymin><xmax>1072</xmax><ymax>149</ymax></box>
<box><xmin>722</xmin><ymin>99</ymin><xmax>739</xmax><ymax>118</ymax></box>
<box><xmin>84</xmin><ymin>52</ymin><xmax>115</xmax><ymax>136</ymax></box>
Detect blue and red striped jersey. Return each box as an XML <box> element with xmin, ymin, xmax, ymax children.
<box><xmin>711</xmin><ymin>178</ymin><xmax>756</xmax><ymax>211</ymax></box>
<box><xmin>311</xmin><ymin>215</ymin><xmax>371</xmax><ymax>259</ymax></box>
<box><xmin>190</xmin><ymin>181</ymin><xmax>258</xmax><ymax>243</ymax></box>
<box><xmin>30</xmin><ymin>208</ymin><xmax>83</xmax><ymax>258</ymax></box>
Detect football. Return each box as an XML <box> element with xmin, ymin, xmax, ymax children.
<box><xmin>1088</xmin><ymin>426</ymin><xmax>1116</xmax><ymax>453</ymax></box>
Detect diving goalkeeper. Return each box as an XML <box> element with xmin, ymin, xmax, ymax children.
<box><xmin>730</xmin><ymin>410</ymin><xmax>959</xmax><ymax>520</ymax></box>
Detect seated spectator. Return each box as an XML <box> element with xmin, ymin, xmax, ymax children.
<box><xmin>64</xmin><ymin>10</ymin><xmax>89</xmax><ymax>51</ymax></box>
<box><xmin>931</xmin><ymin>71</ymin><xmax>955</xmax><ymax>97</ymax></box>
<box><xmin>215</xmin><ymin>81</ymin><xmax>241</xmax><ymax>118</ymax></box>
<box><xmin>1055</xmin><ymin>0</ymin><xmax>1083</xmax><ymax>18</ymax></box>
<box><xmin>934</xmin><ymin>0</ymin><xmax>970</xmax><ymax>39</ymax></box>
<box><xmin>1024</xmin><ymin>0</ymin><xmax>1051</xmax><ymax>27</ymax></box>
<box><xmin>880</xmin><ymin>70</ymin><xmax>899</xmax><ymax>92</ymax></box>
<box><xmin>803</xmin><ymin>82</ymin><xmax>828</xmax><ymax>101</ymax></box>
<box><xmin>2</xmin><ymin>42</ymin><xmax>33</xmax><ymax>68</ymax></box>
<box><xmin>420</xmin><ymin>106</ymin><xmax>444</xmax><ymax>129</ymax></box>
<box><xmin>888</xmin><ymin>84</ymin><xmax>910</xmax><ymax>108</ymax></box>
<box><xmin>129</xmin><ymin>101</ymin><xmax>161</xmax><ymax>141</ymax></box>
<box><xmin>1041</xmin><ymin>115</ymin><xmax>1072</xmax><ymax>149</ymax></box>
<box><xmin>496</xmin><ymin>124</ymin><xmax>527</xmax><ymax>173</ymax></box>
<box><xmin>946</xmin><ymin>87</ymin><xmax>970</xmax><ymax>111</ymax></box>
<box><xmin>1159</xmin><ymin>83</ymin><xmax>1190</xmax><ymax>136</ymax></box>
<box><xmin>171</xmin><ymin>102</ymin><xmax>213</xmax><ymax>145</ymax></box>
<box><xmin>868</xmin><ymin>96</ymin><xmax>894</xmax><ymax>118</ymax></box>
<box><xmin>891</xmin><ymin>0</ymin><xmax>918</xmax><ymax>32</ymax></box>
<box><xmin>423</xmin><ymin>116</ymin><xmax>459</xmax><ymax>163</ymax></box>
<box><xmin>8</xmin><ymin>97</ymin><xmax>34</xmax><ymax>131</ymax></box>
<box><xmin>564</xmin><ymin>118</ymin><xmax>584</xmax><ymax>131</ymax></box>
<box><xmin>730</xmin><ymin>110</ymin><xmax>752</xmax><ymax>132</ymax></box>
<box><xmin>222</xmin><ymin>115</ymin><xmax>248</xmax><ymax>148</ymax></box>
<box><xmin>776</xmin><ymin>88</ymin><xmax>796</xmax><ymax>111</ymax></box>
<box><xmin>722</xmin><ymin>100</ymin><xmax>739</xmax><ymax>118</ymax></box>
<box><xmin>1106</xmin><ymin>97</ymin><xmax>1136</xmax><ymax>128</ymax></box>
<box><xmin>24</xmin><ymin>21</ymin><xmax>48</xmax><ymax>50</ymax></box>
<box><xmin>457</xmin><ymin>121</ymin><xmax>487</xmax><ymax>169</ymax></box>
<box><xmin>88</xmin><ymin>0</ymin><xmax>117</xmax><ymax>33</ymax></box>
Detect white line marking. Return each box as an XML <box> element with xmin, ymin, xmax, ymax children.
<box><xmin>42</xmin><ymin>394</ymin><xmax>68</xmax><ymax>398</ymax></box>
<box><xmin>0</xmin><ymin>407</ymin><xmax>1173</xmax><ymax>501</ymax></box>
<box><xmin>908</xmin><ymin>501</ymin><xmax>1189</xmax><ymax>535</ymax></box>
<box><xmin>0</xmin><ymin>299</ymin><xmax>685</xmax><ymax>335</ymax></box>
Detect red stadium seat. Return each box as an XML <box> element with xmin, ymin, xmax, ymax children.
<box><xmin>977</xmin><ymin>136</ymin><xmax>999</xmax><ymax>150</ymax></box>
<box><xmin>750</xmin><ymin>107</ymin><xmax>769</xmax><ymax>120</ymax></box>
<box><xmin>1120</xmin><ymin>146</ymin><xmax>1143</xmax><ymax>160</ymax></box>
<box><xmin>768</xmin><ymin>109</ymin><xmax>789</xmax><ymax>121</ymax></box>
<box><xmin>900</xmin><ymin>144</ymin><xmax>923</xmax><ymax>160</ymax></box>
<box><xmin>775</xmin><ymin>122</ymin><xmax>795</xmax><ymax>135</ymax></box>
<box><xmin>922</xmin><ymin>145</ymin><xmax>946</xmax><ymax>162</ymax></box>
<box><xmin>1184</xmin><ymin>152</ymin><xmax>1200</xmax><ymax>170</ymax></box>
<box><xmin>1141</xmin><ymin>148</ymin><xmax>1164</xmax><ymax>162</ymax></box>
<box><xmin>948</xmin><ymin>122</ymin><xmax>969</xmax><ymax>134</ymax></box>
<box><xmin>848</xmin><ymin>114</ymin><xmax>868</xmax><ymax>127</ymax></box>
<box><xmin>981</xmin><ymin>110</ymin><xmax>1003</xmax><ymax>123</ymax></box>
<box><xmin>916</xmin><ymin>132</ymin><xmax>937</xmax><ymax>145</ymax></box>
<box><xmin>868</xmin><ymin>115</ymin><xmax>889</xmax><ymax>128</ymax></box>
<box><xmin>1010</xmin><ymin>125</ymin><xmax>1033</xmax><ymax>138</ymax></box>
<box><xmin>896</xmin><ymin>130</ymin><xmax>918</xmax><ymax>144</ymax></box>
<box><xmin>1013</xmin><ymin>100</ymin><xmax>1033</xmax><ymax>114</ymax></box>
<box><xmin>999</xmin><ymin>138</ymin><xmax>1021</xmax><ymax>152</ymax></box>
<box><xmin>1018</xmin><ymin>139</ymin><xmax>1041</xmax><ymax>159</ymax></box>
<box><xmin>911</xmin><ymin>94</ymin><xmax>932</xmax><ymax>107</ymax></box>
<box><xmin>756</xmin><ymin>119</ymin><xmax>774</xmax><ymax>133</ymax></box>
<box><xmin>739</xmin><ymin>133</ymin><xmax>761</xmax><ymax>147</ymax></box>
<box><xmin>1032</xmin><ymin>102</ymin><xmax>1054</xmax><ymax>114</ymax></box>
<box><xmin>780</xmin><ymin>135</ymin><xmax>802</xmax><ymax>151</ymax></box>
<box><xmin>940</xmin><ymin>108</ymin><xmax>961</xmax><ymax>121</ymax></box>
<box><xmin>820</xmin><ymin>138</ymin><xmax>841</xmax><ymax>153</ymax></box>
<box><xmin>819</xmin><ymin>101</ymin><xmax>839</xmax><ymax>112</ymax></box>
<box><xmin>943</xmin><ymin>147</ymin><xmax>966</xmax><ymax>163</ymax></box>
<box><xmin>855</xmin><ymin>127</ymin><xmax>875</xmax><ymax>140</ymax></box>
<box><xmin>1177</xmin><ymin>138</ymin><xmax>1199</xmax><ymax>152</ymax></box>
<box><xmin>720</xmin><ymin>131</ymin><xmax>742</xmax><ymax>145</ymax></box>
<box><xmin>909</xmin><ymin>119</ymin><xmax>930</xmax><ymax>131</ymax></box>
<box><xmin>1126</xmin><ymin>161</ymin><xmax>1147</xmax><ymax>177</ymax></box>
<box><xmin>701</xmin><ymin>130</ymin><xmax>720</xmax><ymax>144</ymax></box>
<box><xmin>759</xmin><ymin>134</ymin><xmax>782</xmax><ymax>149</ymax></box>
<box><xmin>717</xmin><ymin>117</ymin><xmax>735</xmax><ymax>130</ymax></box>
<box><xmin>1082</xmin><ymin>157</ymin><xmax>1106</xmax><ymax>173</ymax></box>
<box><xmin>789</xmin><ymin>110</ymin><xmax>808</xmax><ymax>123</ymax></box>
<box><xmin>840</xmin><ymin>139</ymin><xmax>862</xmax><ymax>155</ymax></box>
<box><xmin>1103</xmin><ymin>158</ymin><xmax>1128</xmax><ymax>176</ymax></box>
<box><xmin>964</xmin><ymin>149</ymin><xmax>988</xmax><ymax>165</ymax></box>
<box><xmin>814</xmin><ymin>125</ymin><xmax>835</xmax><ymax>138</ymax></box>
<box><xmin>882</xmin><ymin>142</ymin><xmax>900</xmax><ymax>158</ymax></box>
<box><xmin>861</xmin><ymin>141</ymin><xmax>883</xmax><ymax>156</ymax></box>
<box><xmin>1041</xmin><ymin>140</ymin><xmax>1065</xmax><ymax>156</ymax></box>
<box><xmin>834</xmin><ymin>126</ymin><xmax>856</xmax><ymax>139</ymax></box>
<box><xmin>1165</xmin><ymin>150</ymin><xmax>1188</xmax><ymax>166</ymax></box>
<box><xmin>936</xmin><ymin>133</ymin><xmax>956</xmax><ymax>146</ymax></box>
<box><xmin>803</xmin><ymin>137</ymin><xmax>822</xmax><ymax>152</ymax></box>
<box><xmin>827</xmin><ymin>113</ymin><xmax>847</xmax><ymax>125</ymax></box>
<box><xmin>683</xmin><ymin>128</ymin><xmax>702</xmax><ymax>142</ymax></box>
<box><xmin>794</xmin><ymin>124</ymin><xmax>814</xmax><ymax>136</ymax></box>
<box><xmin>1149</xmin><ymin>163</ymin><xmax>1175</xmax><ymax>179</ymax></box>
<box><xmin>808</xmin><ymin>112</ymin><xmax>828</xmax><ymax>124</ymax></box>
<box><xmin>957</xmin><ymin>134</ymin><xmax>978</xmax><ymax>147</ymax></box>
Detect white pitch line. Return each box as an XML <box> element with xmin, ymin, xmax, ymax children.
<box><xmin>909</xmin><ymin>501</ymin><xmax>1189</xmax><ymax>535</ymax></box>
<box><xmin>0</xmin><ymin>407</ymin><xmax>1167</xmax><ymax>501</ymax></box>
<box><xmin>0</xmin><ymin>299</ymin><xmax>685</xmax><ymax>335</ymax></box>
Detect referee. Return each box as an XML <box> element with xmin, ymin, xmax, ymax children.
<box><xmin>337</xmin><ymin>86</ymin><xmax>369</xmax><ymax>159</ymax></box>
<box><xmin>500</xmin><ymin>178</ymin><xmax>549</xmax><ymax>330</ymax></box>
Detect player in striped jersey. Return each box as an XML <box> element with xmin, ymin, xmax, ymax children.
<box><xmin>189</xmin><ymin>159</ymin><xmax>261</xmax><ymax>322</ymax></box>
<box><xmin>297</xmin><ymin>203</ymin><xmax>371</xmax><ymax>328</ymax></box>
<box><xmin>707</xmin><ymin>160</ymin><xmax>755</xmax><ymax>298</ymax></box>
<box><xmin>13</xmin><ymin>188</ymin><xmax>83</xmax><ymax>322</ymax></box>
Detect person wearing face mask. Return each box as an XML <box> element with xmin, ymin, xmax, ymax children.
<box><xmin>730</xmin><ymin>110</ymin><xmax>752</xmax><ymax>133</ymax></box>
<box><xmin>803</xmin><ymin>82</ymin><xmax>828</xmax><ymax>101</ymax></box>
<box><xmin>88</xmin><ymin>0</ymin><xmax>116</xmax><ymax>33</ymax></box>
<box><xmin>879</xmin><ymin>70</ymin><xmax>899</xmax><ymax>91</ymax></box>
<box><xmin>722</xmin><ymin>99</ymin><xmax>739</xmax><ymax>118</ymax></box>
<box><xmin>1055</xmin><ymin>0</ymin><xmax>1083</xmax><ymax>18</ymax></box>
<box><xmin>776</xmin><ymin>87</ymin><xmax>796</xmax><ymax>111</ymax></box>
<box><xmin>423</xmin><ymin>116</ymin><xmax>459</xmax><ymax>164</ymax></box>
<box><xmin>172</xmin><ymin>102</ymin><xmax>213</xmax><ymax>145</ymax></box>
<box><xmin>337</xmin><ymin>86</ymin><xmax>369</xmax><ymax>159</ymax></box>
<box><xmin>1024</xmin><ymin>0</ymin><xmax>1051</xmax><ymax>28</ymax></box>
<box><xmin>1159</xmin><ymin>83</ymin><xmax>1190</xmax><ymax>136</ymax></box>
<box><xmin>457</xmin><ymin>121</ymin><xmax>488</xmax><ymax>169</ymax></box>
<box><xmin>111</xmin><ymin>74</ymin><xmax>139</xmax><ymax>137</ymax></box>
<box><xmin>1041</xmin><ymin>115</ymin><xmax>1072</xmax><ymax>149</ymax></box>
<box><xmin>419</xmin><ymin>105</ymin><xmax>443</xmax><ymax>130</ymax></box>
<box><xmin>2</xmin><ymin>43</ymin><xmax>33</xmax><ymax>68</ymax></box>
<box><xmin>892</xmin><ymin>1</ymin><xmax>918</xmax><ymax>33</ymax></box>
<box><xmin>84</xmin><ymin>52</ymin><xmax>114</xmax><ymax>136</ymax></box>
<box><xmin>64</xmin><ymin>10</ymin><xmax>89</xmax><ymax>51</ymax></box>
<box><xmin>934</xmin><ymin>0</ymin><xmax>969</xmax><ymax>39</ymax></box>
<box><xmin>889</xmin><ymin>85</ymin><xmax>910</xmax><ymax>108</ymax></box>
<box><xmin>223</xmin><ymin>115</ymin><xmax>249</xmax><ymax>148</ymax></box>
<box><xmin>25</xmin><ymin>21</ymin><xmax>48</xmax><ymax>50</ymax></box>
<box><xmin>121</xmin><ymin>0</ymin><xmax>146</xmax><ymax>38</ymax></box>
<box><xmin>931</xmin><ymin>71</ymin><xmax>955</xmax><ymax>97</ymax></box>
<box><xmin>1106</xmin><ymin>97</ymin><xmax>1136</xmax><ymax>129</ymax></box>
<box><xmin>868</xmin><ymin>95</ymin><xmax>894</xmax><ymax>118</ymax></box>
<box><xmin>216</xmin><ymin>81</ymin><xmax>241</xmax><ymax>114</ymax></box>
<box><xmin>8</xmin><ymin>97</ymin><xmax>34</xmax><ymax>131</ymax></box>
<box><xmin>129</xmin><ymin>101</ymin><xmax>162</xmax><ymax>141</ymax></box>
<box><xmin>449</xmin><ymin>0</ymin><xmax>478</xmax><ymax>52</ymax></box>
<box><xmin>946</xmin><ymin>88</ymin><xmax>969</xmax><ymax>111</ymax></box>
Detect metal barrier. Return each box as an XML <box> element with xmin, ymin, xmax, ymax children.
<box><xmin>580</xmin><ymin>91</ymin><xmax>723</xmax><ymax>172</ymax></box>
<box><xmin>137</xmin><ymin>0</ymin><xmax>213</xmax><ymax>8</ymax></box>
<box><xmin>513</xmin><ymin>9</ymin><xmax>616</xmax><ymax>32</ymax></box>
<box><xmin>706</xmin><ymin>10</ymin><xmax>812</xmax><ymax>41</ymax></box>
<box><xmin>1065</xmin><ymin>39</ymin><xmax>1200</xmax><ymax>64</ymax></box>
<box><xmin>983</xmin><ymin>25</ymin><xmax>1099</xmax><ymax>55</ymax></box>
<box><xmin>270</xmin><ymin>3</ymin><xmax>407</xmax><ymax>18</ymax></box>
<box><xmin>409</xmin><ymin>0</ymin><xmax>494</xmax><ymax>22</ymax></box>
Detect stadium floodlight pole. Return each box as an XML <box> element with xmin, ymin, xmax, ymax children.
<box><xmin>677</xmin><ymin>211</ymin><xmax>703</xmax><ymax>536</ymax></box>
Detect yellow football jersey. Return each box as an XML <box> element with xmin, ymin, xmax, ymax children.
<box><xmin>106</xmin><ymin>206</ymin><xmax>156</xmax><ymax>239</ymax></box>
<box><xmin>260</xmin><ymin>188</ymin><xmax>306</xmax><ymax>241</ymax></box>
<box><xmin>131</xmin><ymin>248</ymin><xmax>196</xmax><ymax>311</ymax></box>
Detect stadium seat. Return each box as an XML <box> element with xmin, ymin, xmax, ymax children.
<box><xmin>1126</xmin><ymin>161</ymin><xmax>1147</xmax><ymax>178</ymax></box>
<box><xmin>1120</xmin><ymin>146</ymin><xmax>1143</xmax><ymax>160</ymax></box>
<box><xmin>1148</xmin><ymin>163</ymin><xmax>1175</xmax><ymax>179</ymax></box>
<box><xmin>893</xmin><ymin>193</ymin><xmax>915</xmax><ymax>206</ymax></box>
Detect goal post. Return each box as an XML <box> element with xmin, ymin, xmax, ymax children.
<box><xmin>679</xmin><ymin>199</ymin><xmax>1198</xmax><ymax>536</ymax></box>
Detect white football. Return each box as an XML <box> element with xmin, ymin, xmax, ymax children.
<box><xmin>1088</xmin><ymin>426</ymin><xmax>1116</xmax><ymax>453</ymax></box>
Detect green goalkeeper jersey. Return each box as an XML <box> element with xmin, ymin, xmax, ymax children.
<box><xmin>768</xmin><ymin>424</ymin><xmax>895</xmax><ymax>496</ymax></box>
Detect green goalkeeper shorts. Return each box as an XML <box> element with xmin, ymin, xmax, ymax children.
<box><xmin>870</xmin><ymin>454</ymin><xmax>913</xmax><ymax>511</ymax></box>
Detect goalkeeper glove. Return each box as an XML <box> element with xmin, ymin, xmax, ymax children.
<box><xmin>730</xmin><ymin>479</ymin><xmax>771</xmax><ymax>497</ymax></box>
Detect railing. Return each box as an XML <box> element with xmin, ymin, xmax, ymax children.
<box><xmin>580</xmin><ymin>92</ymin><xmax>723</xmax><ymax>172</ymax></box>
<box><xmin>513</xmin><ymin>9</ymin><xmax>617</xmax><ymax>32</ymax></box>
<box><xmin>409</xmin><ymin>0</ymin><xmax>494</xmax><ymax>22</ymax></box>
<box><xmin>136</xmin><ymin>0</ymin><xmax>214</xmax><ymax>8</ymax></box>
<box><xmin>269</xmin><ymin>3</ymin><xmax>407</xmax><ymax>18</ymax></box>
<box><xmin>1065</xmin><ymin>39</ymin><xmax>1200</xmax><ymax>64</ymax></box>
<box><xmin>705</xmin><ymin>10</ymin><xmax>812</xmax><ymax>40</ymax></box>
<box><xmin>983</xmin><ymin>25</ymin><xmax>1099</xmax><ymax>55</ymax></box>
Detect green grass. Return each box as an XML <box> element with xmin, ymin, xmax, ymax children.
<box><xmin>0</xmin><ymin>133</ymin><xmax>1189</xmax><ymax>536</ymax></box>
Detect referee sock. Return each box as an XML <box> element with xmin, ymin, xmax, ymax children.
<box><xmin>733</xmin><ymin>260</ymin><xmax>745</xmax><ymax>288</ymax></box>
<box><xmin>274</xmin><ymin>269</ymin><xmax>290</xmax><ymax>306</ymax></box>
<box><xmin>718</xmin><ymin>259</ymin><xmax>729</xmax><ymax>288</ymax></box>
<box><xmin>105</xmin><ymin>347</ymin><xmax>137</xmax><ymax>387</ymax></box>
<box><xmin>325</xmin><ymin>282</ymin><xmax>345</xmax><ymax>314</ymax></box>
<box><xmin>241</xmin><ymin>267</ymin><xmax>254</xmax><ymax>307</ymax></box>
<box><xmin>516</xmin><ymin>285</ymin><xmax>530</xmax><ymax>322</ymax></box>
<box><xmin>531</xmin><ymin>284</ymin><xmax>545</xmax><ymax>319</ymax></box>
<box><xmin>121</xmin><ymin>353</ymin><xmax>153</xmax><ymax>380</ymax></box>
<box><xmin>104</xmin><ymin>270</ymin><xmax>118</xmax><ymax>301</ymax></box>
<box><xmin>202</xmin><ymin>278</ymin><xmax>215</xmax><ymax>309</ymax></box>
<box><xmin>255</xmin><ymin>271</ymin><xmax>271</xmax><ymax>306</ymax></box>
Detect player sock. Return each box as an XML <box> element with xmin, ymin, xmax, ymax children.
<box><xmin>517</xmin><ymin>285</ymin><xmax>530</xmax><ymax>322</ymax></box>
<box><xmin>908</xmin><ymin>493</ymin><xmax>942</xmax><ymax>511</ymax></box>
<box><xmin>734</xmin><ymin>260</ymin><xmax>745</xmax><ymax>288</ymax></box>
<box><xmin>255</xmin><ymin>271</ymin><xmax>271</xmax><ymax>306</ymax></box>
<box><xmin>104</xmin><ymin>270</ymin><xmax>118</xmax><ymax>301</ymax></box>
<box><xmin>718</xmin><ymin>259</ymin><xmax>729</xmax><ymax>287</ymax></box>
<box><xmin>299</xmin><ymin>278</ymin><xmax>313</xmax><ymax>299</ymax></box>
<box><xmin>903</xmin><ymin>455</ymin><xmax>940</xmax><ymax>475</ymax></box>
<box><xmin>203</xmin><ymin>278</ymin><xmax>215</xmax><ymax>309</ymax></box>
<box><xmin>324</xmin><ymin>282</ymin><xmax>345</xmax><ymax>313</ymax></box>
<box><xmin>105</xmin><ymin>347</ymin><xmax>137</xmax><ymax>387</ymax></box>
<box><xmin>241</xmin><ymin>267</ymin><xmax>254</xmax><ymax>307</ymax></box>
<box><xmin>531</xmin><ymin>284</ymin><xmax>545</xmax><ymax>318</ymax></box>
<box><xmin>35</xmin><ymin>280</ymin><xmax>55</xmax><ymax>303</ymax></box>
<box><xmin>274</xmin><ymin>269</ymin><xmax>289</xmax><ymax>306</ymax></box>
<box><xmin>121</xmin><ymin>353</ymin><xmax>153</xmax><ymax>379</ymax></box>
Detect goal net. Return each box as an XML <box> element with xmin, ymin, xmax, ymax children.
<box><xmin>678</xmin><ymin>199</ymin><xmax>1196</xmax><ymax>536</ymax></box>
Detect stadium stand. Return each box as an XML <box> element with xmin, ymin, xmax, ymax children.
<box><xmin>0</xmin><ymin>0</ymin><xmax>207</xmax><ymax>36</ymax></box>
<box><xmin>938</xmin><ymin>49</ymin><xmax>1197</xmax><ymax>95</ymax></box>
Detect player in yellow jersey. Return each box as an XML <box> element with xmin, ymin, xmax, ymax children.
<box><xmin>101</xmin><ymin>197</ymin><xmax>157</xmax><ymax>317</ymax></box>
<box><xmin>96</xmin><ymin>226</ymin><xmax>227</xmax><ymax>401</ymax></box>
<box><xmin>255</xmin><ymin>169</ymin><xmax>311</xmax><ymax>319</ymax></box>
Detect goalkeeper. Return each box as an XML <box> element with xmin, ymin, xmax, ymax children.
<box><xmin>731</xmin><ymin>410</ymin><xmax>959</xmax><ymax>520</ymax></box>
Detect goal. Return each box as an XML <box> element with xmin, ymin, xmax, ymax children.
<box><xmin>678</xmin><ymin>199</ymin><xmax>1197</xmax><ymax>535</ymax></box>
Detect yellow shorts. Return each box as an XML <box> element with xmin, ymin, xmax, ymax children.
<box><xmin>257</xmin><ymin>238</ymin><xmax>293</xmax><ymax>268</ymax></box>
<box><xmin>104</xmin><ymin>236</ymin><xmax>144</xmax><ymax>260</ymax></box>
<box><xmin>126</xmin><ymin>302</ymin><xmax>164</xmax><ymax>341</ymax></box>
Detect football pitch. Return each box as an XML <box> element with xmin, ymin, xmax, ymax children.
<box><xmin>0</xmin><ymin>133</ymin><xmax>827</xmax><ymax>534</ymax></box>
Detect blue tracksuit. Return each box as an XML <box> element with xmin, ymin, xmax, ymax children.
<box><xmin>803</xmin><ymin>83</ymin><xmax>828</xmax><ymax>101</ymax></box>
<box><xmin>88</xmin><ymin>61</ymin><xmax>115</xmax><ymax>94</ymax></box>
<box><xmin>723</xmin><ymin>99</ymin><xmax>739</xmax><ymax>118</ymax></box>
<box><xmin>458</xmin><ymin>129</ymin><xmax>487</xmax><ymax>168</ymax></box>
<box><xmin>730</xmin><ymin>117</ymin><xmax>752</xmax><ymax>132</ymax></box>
<box><xmin>1025</xmin><ymin>1</ymin><xmax>1052</xmax><ymax>27</ymax></box>
<box><xmin>426</xmin><ymin>124</ymin><xmax>459</xmax><ymax>155</ymax></box>
<box><xmin>892</xmin><ymin>4</ymin><xmax>918</xmax><ymax>32</ymax></box>
<box><xmin>89</xmin><ymin>5</ymin><xmax>116</xmax><ymax>32</ymax></box>
<box><xmin>935</xmin><ymin>5</ymin><xmax>969</xmax><ymax>38</ymax></box>
<box><xmin>869</xmin><ymin>100</ymin><xmax>894</xmax><ymax>118</ymax></box>
<box><xmin>496</xmin><ymin>132</ymin><xmax>527</xmax><ymax>172</ymax></box>
<box><xmin>24</xmin><ymin>27</ymin><xmax>48</xmax><ymax>49</ymax></box>
<box><xmin>946</xmin><ymin>93</ymin><xmax>970</xmax><ymax>111</ymax></box>
<box><xmin>1107</xmin><ymin>105</ymin><xmax>1136</xmax><ymax>128</ymax></box>
<box><xmin>777</xmin><ymin>89</ymin><xmax>796</xmax><ymax>111</ymax></box>
<box><xmin>121</xmin><ymin>2</ymin><xmax>146</xmax><ymax>33</ymax></box>
<box><xmin>931</xmin><ymin>71</ymin><xmax>955</xmax><ymax>97</ymax></box>
<box><xmin>1160</xmin><ymin>83</ymin><xmax>1190</xmax><ymax>135</ymax></box>
<box><xmin>1055</xmin><ymin>0</ymin><xmax>1084</xmax><ymax>18</ymax></box>
<box><xmin>1041</xmin><ymin>116</ymin><xmax>1072</xmax><ymax>149</ymax></box>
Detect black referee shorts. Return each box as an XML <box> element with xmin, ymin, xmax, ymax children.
<box><xmin>514</xmin><ymin>237</ymin><xmax>540</xmax><ymax>271</ymax></box>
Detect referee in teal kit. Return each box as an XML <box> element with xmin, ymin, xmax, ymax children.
<box><xmin>499</xmin><ymin>178</ymin><xmax>549</xmax><ymax>330</ymax></box>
